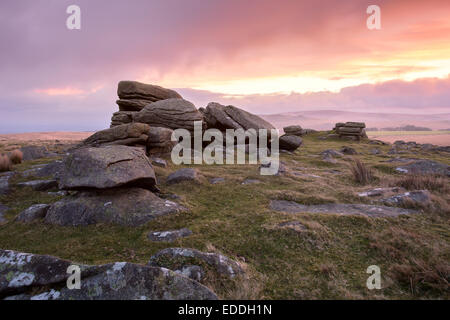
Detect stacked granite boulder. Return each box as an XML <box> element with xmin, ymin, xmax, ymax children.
<box><xmin>333</xmin><ymin>122</ymin><xmax>368</xmax><ymax>140</ymax></box>
<box><xmin>279</xmin><ymin>125</ymin><xmax>303</xmax><ymax>152</ymax></box>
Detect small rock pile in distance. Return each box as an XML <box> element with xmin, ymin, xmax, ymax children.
<box><xmin>333</xmin><ymin>122</ymin><xmax>368</xmax><ymax>141</ymax></box>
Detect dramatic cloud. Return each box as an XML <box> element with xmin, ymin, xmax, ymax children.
<box><xmin>0</xmin><ymin>0</ymin><xmax>449</xmax><ymax>132</ymax></box>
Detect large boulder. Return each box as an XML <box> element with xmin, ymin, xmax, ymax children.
<box><xmin>16</xmin><ymin>204</ymin><xmax>50</xmax><ymax>223</ymax></box>
<box><xmin>203</xmin><ymin>102</ymin><xmax>275</xmax><ymax>131</ymax></box>
<box><xmin>58</xmin><ymin>145</ymin><xmax>157</xmax><ymax>190</ymax></box>
<box><xmin>83</xmin><ymin>123</ymin><xmax>150</xmax><ymax>147</ymax></box>
<box><xmin>133</xmin><ymin>99</ymin><xmax>204</xmax><ymax>132</ymax></box>
<box><xmin>0</xmin><ymin>249</ymin><xmax>217</xmax><ymax>300</ymax></box>
<box><xmin>45</xmin><ymin>188</ymin><xmax>186</xmax><ymax>226</ymax></box>
<box><xmin>283</xmin><ymin>125</ymin><xmax>303</xmax><ymax>136</ymax></box>
<box><xmin>110</xmin><ymin>111</ymin><xmax>136</xmax><ymax>126</ymax></box>
<box><xmin>147</xmin><ymin>127</ymin><xmax>175</xmax><ymax>155</ymax></box>
<box><xmin>118</xmin><ymin>81</ymin><xmax>182</xmax><ymax>102</ymax></box>
<box><xmin>279</xmin><ymin>135</ymin><xmax>303</xmax><ymax>151</ymax></box>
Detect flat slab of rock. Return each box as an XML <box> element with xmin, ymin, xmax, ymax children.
<box><xmin>0</xmin><ymin>249</ymin><xmax>217</xmax><ymax>300</ymax></box>
<box><xmin>17</xmin><ymin>179</ymin><xmax>57</xmax><ymax>191</ymax></box>
<box><xmin>269</xmin><ymin>200</ymin><xmax>418</xmax><ymax>217</ymax></box>
<box><xmin>45</xmin><ymin>188</ymin><xmax>186</xmax><ymax>226</ymax></box>
<box><xmin>118</xmin><ymin>81</ymin><xmax>182</xmax><ymax>101</ymax></box>
<box><xmin>382</xmin><ymin>190</ymin><xmax>431</xmax><ymax>206</ymax></box>
<box><xmin>241</xmin><ymin>179</ymin><xmax>261</xmax><ymax>185</ymax></box>
<box><xmin>147</xmin><ymin>228</ymin><xmax>192</xmax><ymax>242</ymax></box>
<box><xmin>16</xmin><ymin>204</ymin><xmax>50</xmax><ymax>223</ymax></box>
<box><xmin>133</xmin><ymin>99</ymin><xmax>204</xmax><ymax>132</ymax></box>
<box><xmin>59</xmin><ymin>145</ymin><xmax>156</xmax><ymax>191</ymax></box>
<box><xmin>395</xmin><ymin>159</ymin><xmax>449</xmax><ymax>176</ymax></box>
<box><xmin>167</xmin><ymin>168</ymin><xmax>200</xmax><ymax>185</ymax></box>
<box><xmin>358</xmin><ymin>187</ymin><xmax>406</xmax><ymax>197</ymax></box>
<box><xmin>149</xmin><ymin>248</ymin><xmax>243</xmax><ymax>278</ymax></box>
<box><xmin>82</xmin><ymin>123</ymin><xmax>150</xmax><ymax>147</ymax></box>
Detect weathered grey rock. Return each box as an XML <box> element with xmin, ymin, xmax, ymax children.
<box><xmin>321</xmin><ymin>149</ymin><xmax>344</xmax><ymax>158</ymax></box>
<box><xmin>279</xmin><ymin>135</ymin><xmax>302</xmax><ymax>151</ymax></box>
<box><xmin>269</xmin><ymin>200</ymin><xmax>418</xmax><ymax>217</ymax></box>
<box><xmin>118</xmin><ymin>81</ymin><xmax>182</xmax><ymax>101</ymax></box>
<box><xmin>203</xmin><ymin>102</ymin><xmax>275</xmax><ymax>132</ymax></box>
<box><xmin>149</xmin><ymin>248</ymin><xmax>243</xmax><ymax>278</ymax></box>
<box><xmin>147</xmin><ymin>127</ymin><xmax>175</xmax><ymax>154</ymax></box>
<box><xmin>382</xmin><ymin>190</ymin><xmax>431</xmax><ymax>206</ymax></box>
<box><xmin>147</xmin><ymin>228</ymin><xmax>192</xmax><ymax>242</ymax></box>
<box><xmin>0</xmin><ymin>172</ymin><xmax>14</xmax><ymax>195</ymax></box>
<box><xmin>20</xmin><ymin>146</ymin><xmax>57</xmax><ymax>161</ymax></box>
<box><xmin>17</xmin><ymin>179</ymin><xmax>58</xmax><ymax>191</ymax></box>
<box><xmin>0</xmin><ymin>249</ymin><xmax>217</xmax><ymax>300</ymax></box>
<box><xmin>167</xmin><ymin>168</ymin><xmax>200</xmax><ymax>185</ymax></box>
<box><xmin>395</xmin><ymin>159</ymin><xmax>450</xmax><ymax>176</ymax></box>
<box><xmin>174</xmin><ymin>265</ymin><xmax>205</xmax><ymax>282</ymax></box>
<box><xmin>45</xmin><ymin>188</ymin><xmax>186</xmax><ymax>227</ymax></box>
<box><xmin>210</xmin><ymin>177</ymin><xmax>225</xmax><ymax>184</ymax></box>
<box><xmin>340</xmin><ymin>146</ymin><xmax>358</xmax><ymax>155</ymax></box>
<box><xmin>151</xmin><ymin>158</ymin><xmax>168</xmax><ymax>168</ymax></box>
<box><xmin>358</xmin><ymin>187</ymin><xmax>406</xmax><ymax>197</ymax></box>
<box><xmin>241</xmin><ymin>179</ymin><xmax>261</xmax><ymax>185</ymax></box>
<box><xmin>16</xmin><ymin>204</ymin><xmax>50</xmax><ymax>223</ymax></box>
<box><xmin>110</xmin><ymin>110</ymin><xmax>136</xmax><ymax>126</ymax></box>
<box><xmin>133</xmin><ymin>99</ymin><xmax>204</xmax><ymax>132</ymax></box>
<box><xmin>83</xmin><ymin>123</ymin><xmax>150</xmax><ymax>147</ymax></box>
<box><xmin>0</xmin><ymin>203</ymin><xmax>9</xmax><ymax>223</ymax></box>
<box><xmin>59</xmin><ymin>145</ymin><xmax>157</xmax><ymax>190</ymax></box>
<box><xmin>35</xmin><ymin>160</ymin><xmax>64</xmax><ymax>179</ymax></box>
<box><xmin>283</xmin><ymin>125</ymin><xmax>303</xmax><ymax>136</ymax></box>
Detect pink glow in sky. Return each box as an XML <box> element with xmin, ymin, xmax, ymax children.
<box><xmin>0</xmin><ymin>0</ymin><xmax>450</xmax><ymax>132</ymax></box>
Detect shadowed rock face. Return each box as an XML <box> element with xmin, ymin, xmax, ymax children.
<box><xmin>279</xmin><ymin>135</ymin><xmax>303</xmax><ymax>151</ymax></box>
<box><xmin>133</xmin><ymin>99</ymin><xmax>204</xmax><ymax>132</ymax></box>
<box><xmin>203</xmin><ymin>102</ymin><xmax>275</xmax><ymax>132</ymax></box>
<box><xmin>0</xmin><ymin>249</ymin><xmax>217</xmax><ymax>300</ymax></box>
<box><xmin>45</xmin><ymin>188</ymin><xmax>186</xmax><ymax>227</ymax></box>
<box><xmin>269</xmin><ymin>201</ymin><xmax>418</xmax><ymax>217</ymax></box>
<box><xmin>16</xmin><ymin>204</ymin><xmax>50</xmax><ymax>223</ymax></box>
<box><xmin>59</xmin><ymin>145</ymin><xmax>156</xmax><ymax>191</ymax></box>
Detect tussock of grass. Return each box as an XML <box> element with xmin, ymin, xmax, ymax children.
<box><xmin>349</xmin><ymin>158</ymin><xmax>374</xmax><ymax>185</ymax></box>
<box><xmin>388</xmin><ymin>174</ymin><xmax>449</xmax><ymax>194</ymax></box>
<box><xmin>0</xmin><ymin>154</ymin><xmax>12</xmax><ymax>172</ymax></box>
<box><xmin>9</xmin><ymin>149</ymin><xmax>23</xmax><ymax>164</ymax></box>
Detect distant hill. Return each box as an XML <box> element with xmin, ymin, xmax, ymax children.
<box><xmin>260</xmin><ymin>110</ymin><xmax>450</xmax><ymax>131</ymax></box>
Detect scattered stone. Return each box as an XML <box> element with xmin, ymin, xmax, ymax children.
<box><xmin>174</xmin><ymin>265</ymin><xmax>205</xmax><ymax>282</ymax></box>
<box><xmin>148</xmin><ymin>248</ymin><xmax>243</xmax><ymax>278</ymax></box>
<box><xmin>17</xmin><ymin>179</ymin><xmax>58</xmax><ymax>191</ymax></box>
<box><xmin>203</xmin><ymin>102</ymin><xmax>275</xmax><ymax>132</ymax></box>
<box><xmin>133</xmin><ymin>99</ymin><xmax>204</xmax><ymax>132</ymax></box>
<box><xmin>151</xmin><ymin>157</ymin><xmax>168</xmax><ymax>168</ymax></box>
<box><xmin>0</xmin><ymin>172</ymin><xmax>14</xmax><ymax>195</ymax></box>
<box><xmin>321</xmin><ymin>149</ymin><xmax>344</xmax><ymax>158</ymax></box>
<box><xmin>0</xmin><ymin>203</ymin><xmax>9</xmax><ymax>223</ymax></box>
<box><xmin>269</xmin><ymin>200</ymin><xmax>418</xmax><ymax>217</ymax></box>
<box><xmin>322</xmin><ymin>155</ymin><xmax>337</xmax><ymax>164</ymax></box>
<box><xmin>382</xmin><ymin>190</ymin><xmax>431</xmax><ymax>206</ymax></box>
<box><xmin>340</xmin><ymin>146</ymin><xmax>358</xmax><ymax>155</ymax></box>
<box><xmin>241</xmin><ymin>179</ymin><xmax>261</xmax><ymax>185</ymax></box>
<box><xmin>358</xmin><ymin>187</ymin><xmax>406</xmax><ymax>197</ymax></box>
<box><xmin>0</xmin><ymin>249</ymin><xmax>217</xmax><ymax>300</ymax></box>
<box><xmin>45</xmin><ymin>188</ymin><xmax>186</xmax><ymax>226</ymax></box>
<box><xmin>395</xmin><ymin>159</ymin><xmax>449</xmax><ymax>176</ymax></box>
<box><xmin>167</xmin><ymin>168</ymin><xmax>200</xmax><ymax>185</ymax></box>
<box><xmin>277</xmin><ymin>221</ymin><xmax>307</xmax><ymax>232</ymax></box>
<box><xmin>369</xmin><ymin>148</ymin><xmax>382</xmax><ymax>155</ymax></box>
<box><xmin>59</xmin><ymin>145</ymin><xmax>157</xmax><ymax>191</ymax></box>
<box><xmin>210</xmin><ymin>177</ymin><xmax>225</xmax><ymax>184</ymax></box>
<box><xmin>279</xmin><ymin>135</ymin><xmax>303</xmax><ymax>151</ymax></box>
<box><xmin>147</xmin><ymin>228</ymin><xmax>193</xmax><ymax>242</ymax></box>
<box><xmin>16</xmin><ymin>204</ymin><xmax>50</xmax><ymax>223</ymax></box>
<box><xmin>47</xmin><ymin>191</ymin><xmax>68</xmax><ymax>196</ymax></box>
<box><xmin>82</xmin><ymin>123</ymin><xmax>150</xmax><ymax>147</ymax></box>
<box><xmin>20</xmin><ymin>146</ymin><xmax>57</xmax><ymax>161</ymax></box>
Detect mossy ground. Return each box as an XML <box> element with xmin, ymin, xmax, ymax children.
<box><xmin>0</xmin><ymin>133</ymin><xmax>449</xmax><ymax>299</ymax></box>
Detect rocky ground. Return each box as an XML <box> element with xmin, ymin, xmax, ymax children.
<box><xmin>0</xmin><ymin>132</ymin><xmax>448</xmax><ymax>300</ymax></box>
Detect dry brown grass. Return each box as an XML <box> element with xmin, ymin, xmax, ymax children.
<box><xmin>8</xmin><ymin>149</ymin><xmax>23</xmax><ymax>164</ymax></box>
<box><xmin>0</xmin><ymin>154</ymin><xmax>12</xmax><ymax>172</ymax></box>
<box><xmin>388</xmin><ymin>174</ymin><xmax>449</xmax><ymax>194</ymax></box>
<box><xmin>349</xmin><ymin>158</ymin><xmax>374</xmax><ymax>185</ymax></box>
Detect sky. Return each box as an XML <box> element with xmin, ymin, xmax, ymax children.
<box><xmin>1</xmin><ymin>0</ymin><xmax>450</xmax><ymax>133</ymax></box>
